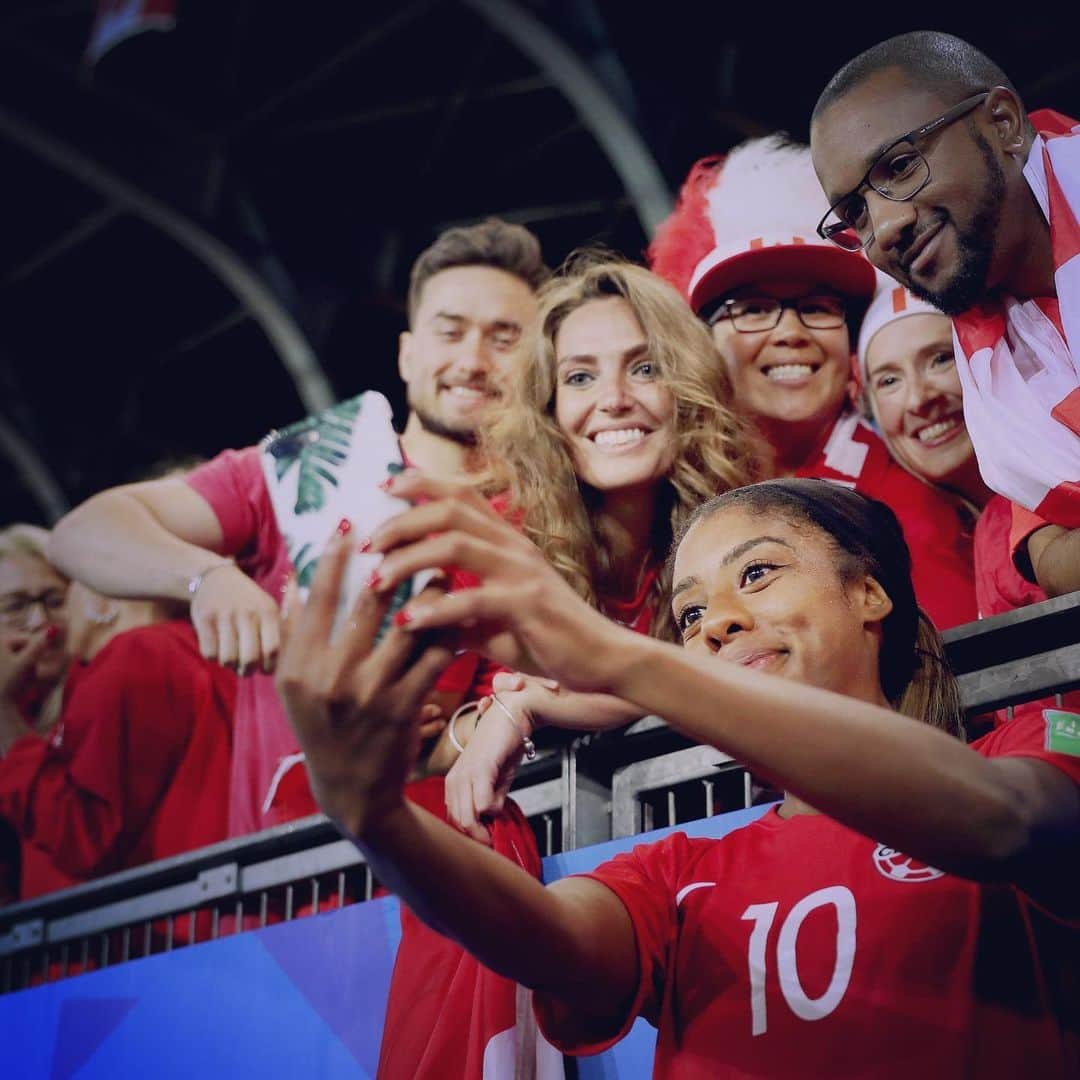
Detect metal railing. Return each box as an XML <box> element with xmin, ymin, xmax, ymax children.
<box><xmin>2</xmin><ymin>592</ymin><xmax>1077</xmax><ymax>993</ymax></box>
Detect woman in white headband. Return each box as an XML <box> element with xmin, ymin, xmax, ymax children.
<box><xmin>857</xmin><ymin>283</ymin><xmax>1080</xmax><ymax>722</ymax></box>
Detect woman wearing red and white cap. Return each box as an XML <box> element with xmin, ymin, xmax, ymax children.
<box><xmin>649</xmin><ymin>135</ymin><xmax>977</xmax><ymax>629</ymax></box>
<box><xmin>857</xmin><ymin>282</ymin><xmax>1080</xmax><ymax>723</ymax></box>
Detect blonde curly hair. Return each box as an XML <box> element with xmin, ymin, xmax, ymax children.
<box><xmin>480</xmin><ymin>252</ymin><xmax>760</xmax><ymax>639</ymax></box>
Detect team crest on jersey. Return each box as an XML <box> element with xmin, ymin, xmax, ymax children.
<box><xmin>871</xmin><ymin>845</ymin><xmax>944</xmax><ymax>883</ymax></box>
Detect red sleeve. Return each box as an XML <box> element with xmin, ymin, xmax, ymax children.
<box><xmin>185</xmin><ymin>446</ymin><xmax>270</xmax><ymax>561</ymax></box>
<box><xmin>1009</xmin><ymin>502</ymin><xmax>1052</xmax><ymax>584</ymax></box>
<box><xmin>973</xmin><ymin>496</ymin><xmax>1047</xmax><ymax>617</ymax></box>
<box><xmin>972</xmin><ymin>708</ymin><xmax>1080</xmax><ymax>786</ymax></box>
<box><xmin>0</xmin><ymin>630</ymin><xmax>198</xmax><ymax>879</ymax></box>
<box><xmin>534</xmin><ymin>831</ymin><xmax>695</xmax><ymax>1055</ymax></box>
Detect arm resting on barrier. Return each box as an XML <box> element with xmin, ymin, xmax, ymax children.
<box><xmin>1027</xmin><ymin>524</ymin><xmax>1080</xmax><ymax>598</ymax></box>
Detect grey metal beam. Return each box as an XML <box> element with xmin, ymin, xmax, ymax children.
<box><xmin>0</xmin><ymin>106</ymin><xmax>335</xmax><ymax>414</ymax></box>
<box><xmin>463</xmin><ymin>0</ymin><xmax>672</xmax><ymax>232</ymax></box>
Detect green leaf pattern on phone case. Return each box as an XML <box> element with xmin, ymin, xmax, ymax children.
<box><xmin>269</xmin><ymin>396</ymin><xmax>364</xmax><ymax>515</ymax></box>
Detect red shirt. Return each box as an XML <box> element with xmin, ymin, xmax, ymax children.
<box><xmin>377</xmin><ymin>777</ymin><xmax>555</xmax><ymax>1080</ymax></box>
<box><xmin>796</xmin><ymin>412</ymin><xmax>978</xmax><ymax>630</ymax></box>
<box><xmin>186</xmin><ymin>446</ymin><xmax>490</xmax><ymax>836</ymax></box>
<box><xmin>536</xmin><ymin>711</ymin><xmax>1080</xmax><ymax>1078</ymax></box>
<box><xmin>973</xmin><ymin>495</ymin><xmax>1080</xmax><ymax>725</ymax></box>
<box><xmin>0</xmin><ymin>621</ymin><xmax>235</xmax><ymax>899</ymax></box>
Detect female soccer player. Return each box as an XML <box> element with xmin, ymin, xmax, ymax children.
<box><xmin>277</xmin><ymin>474</ymin><xmax>1079</xmax><ymax>1079</ymax></box>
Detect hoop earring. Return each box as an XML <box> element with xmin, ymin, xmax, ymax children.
<box><xmin>86</xmin><ymin>604</ymin><xmax>119</xmax><ymax>626</ymax></box>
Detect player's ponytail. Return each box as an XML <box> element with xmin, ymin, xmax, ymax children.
<box><xmin>673</xmin><ymin>479</ymin><xmax>964</xmax><ymax>737</ymax></box>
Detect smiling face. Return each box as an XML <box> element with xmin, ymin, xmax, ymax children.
<box><xmin>709</xmin><ymin>278</ymin><xmax>852</xmax><ymax>432</ymax></box>
<box><xmin>864</xmin><ymin>312</ymin><xmax>980</xmax><ymax>489</ymax></box>
<box><xmin>811</xmin><ymin>69</ymin><xmax>1011</xmax><ymax>315</ymax></box>
<box><xmin>398</xmin><ymin>265</ymin><xmax>538</xmax><ymax>444</ymax></box>
<box><xmin>553</xmin><ymin>297</ymin><xmax>677</xmax><ymax>493</ymax></box>
<box><xmin>670</xmin><ymin>505</ymin><xmax>891</xmax><ymax>702</ymax></box>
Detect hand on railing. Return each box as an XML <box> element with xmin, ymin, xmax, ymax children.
<box><xmin>444</xmin><ymin>672</ymin><xmax>551</xmax><ymax>844</ymax></box>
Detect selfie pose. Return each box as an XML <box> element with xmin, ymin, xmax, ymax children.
<box><xmin>277</xmin><ymin>473</ymin><xmax>1079</xmax><ymax>1079</ymax></box>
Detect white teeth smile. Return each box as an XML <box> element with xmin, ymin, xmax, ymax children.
<box><xmin>592</xmin><ymin>428</ymin><xmax>647</xmax><ymax>447</ymax></box>
<box><xmin>764</xmin><ymin>364</ymin><xmax>814</xmax><ymax>381</ymax></box>
<box><xmin>446</xmin><ymin>386</ymin><xmax>489</xmax><ymax>400</ymax></box>
<box><xmin>916</xmin><ymin>417</ymin><xmax>961</xmax><ymax>442</ymax></box>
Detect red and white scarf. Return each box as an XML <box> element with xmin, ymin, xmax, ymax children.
<box><xmin>952</xmin><ymin>110</ymin><xmax>1080</xmax><ymax>526</ymax></box>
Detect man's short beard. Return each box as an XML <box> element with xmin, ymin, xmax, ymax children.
<box><xmin>411</xmin><ymin>404</ymin><xmax>479</xmax><ymax>447</ymax></box>
<box><xmin>908</xmin><ymin>131</ymin><xmax>1006</xmax><ymax>316</ymax></box>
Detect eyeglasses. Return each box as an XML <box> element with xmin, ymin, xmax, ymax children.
<box><xmin>707</xmin><ymin>295</ymin><xmax>847</xmax><ymax>333</ymax></box>
<box><xmin>816</xmin><ymin>91</ymin><xmax>991</xmax><ymax>251</ymax></box>
<box><xmin>0</xmin><ymin>589</ymin><xmax>66</xmax><ymax>631</ymax></box>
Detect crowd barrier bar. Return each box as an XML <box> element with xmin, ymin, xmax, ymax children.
<box><xmin>2</xmin><ymin>592</ymin><xmax>1077</xmax><ymax>993</ymax></box>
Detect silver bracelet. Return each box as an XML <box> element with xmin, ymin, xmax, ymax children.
<box><xmin>448</xmin><ymin>700</ymin><xmax>482</xmax><ymax>755</ymax></box>
<box><xmin>489</xmin><ymin>692</ymin><xmax>536</xmax><ymax>760</ymax></box>
<box><xmin>187</xmin><ymin>561</ymin><xmax>233</xmax><ymax>600</ymax></box>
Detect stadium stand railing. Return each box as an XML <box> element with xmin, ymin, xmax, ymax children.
<box><xmin>2</xmin><ymin>592</ymin><xmax>1078</xmax><ymax>993</ymax></box>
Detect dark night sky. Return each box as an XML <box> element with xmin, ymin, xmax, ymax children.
<box><xmin>2</xmin><ymin>3</ymin><xmax>1077</xmax><ymax>525</ymax></box>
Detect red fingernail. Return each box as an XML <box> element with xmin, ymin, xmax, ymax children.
<box><xmin>45</xmin><ymin>624</ymin><xmax>60</xmax><ymax>642</ymax></box>
<box><xmin>356</xmin><ymin>536</ymin><xmax>372</xmax><ymax>553</ymax></box>
<box><xmin>365</xmin><ymin>571</ymin><xmax>382</xmax><ymax>590</ymax></box>
<box><xmin>336</xmin><ymin>517</ymin><xmax>352</xmax><ymax>536</ymax></box>
<box><xmin>393</xmin><ymin>609</ymin><xmax>412</xmax><ymax>627</ymax></box>
<box><xmin>378</xmin><ymin>476</ymin><xmax>394</xmax><ymax>492</ymax></box>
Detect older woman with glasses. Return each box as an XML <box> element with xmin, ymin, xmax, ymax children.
<box><xmin>649</xmin><ymin>134</ymin><xmax>978</xmax><ymax>629</ymax></box>
<box><xmin>0</xmin><ymin>525</ymin><xmax>69</xmax><ymax>739</ymax></box>
<box><xmin>0</xmin><ymin>569</ymin><xmax>236</xmax><ymax>901</ymax></box>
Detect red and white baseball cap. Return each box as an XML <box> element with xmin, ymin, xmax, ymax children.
<box><xmin>649</xmin><ymin>135</ymin><xmax>877</xmax><ymax>316</ymax></box>
<box><xmin>856</xmin><ymin>275</ymin><xmax>946</xmax><ymax>390</ymax></box>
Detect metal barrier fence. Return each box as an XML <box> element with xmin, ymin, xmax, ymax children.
<box><xmin>2</xmin><ymin>592</ymin><xmax>1078</xmax><ymax>993</ymax></box>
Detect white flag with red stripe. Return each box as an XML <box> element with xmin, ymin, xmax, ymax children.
<box><xmin>85</xmin><ymin>0</ymin><xmax>176</xmax><ymax>65</ymax></box>
<box><xmin>952</xmin><ymin>110</ymin><xmax>1080</xmax><ymax>527</ymax></box>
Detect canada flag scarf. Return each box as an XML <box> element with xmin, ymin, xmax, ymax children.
<box><xmin>952</xmin><ymin>110</ymin><xmax>1080</xmax><ymax>526</ymax></box>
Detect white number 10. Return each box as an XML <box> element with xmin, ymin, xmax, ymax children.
<box><xmin>741</xmin><ymin>885</ymin><xmax>857</xmax><ymax>1036</ymax></box>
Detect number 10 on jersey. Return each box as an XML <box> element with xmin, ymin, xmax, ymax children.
<box><xmin>741</xmin><ymin>885</ymin><xmax>857</xmax><ymax>1036</ymax></box>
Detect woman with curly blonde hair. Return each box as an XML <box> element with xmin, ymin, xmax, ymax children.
<box><xmin>482</xmin><ymin>252</ymin><xmax>758</xmax><ymax>637</ymax></box>
<box><xmin>446</xmin><ymin>253</ymin><xmax>759</xmax><ymax>837</ymax></box>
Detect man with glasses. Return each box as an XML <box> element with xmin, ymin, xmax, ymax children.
<box><xmin>811</xmin><ymin>30</ymin><xmax>1080</xmax><ymax>599</ymax></box>
<box><xmin>649</xmin><ymin>134</ymin><xmax>979</xmax><ymax>629</ymax></box>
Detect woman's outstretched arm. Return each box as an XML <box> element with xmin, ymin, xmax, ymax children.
<box><xmin>274</xmin><ymin>530</ymin><xmax>638</xmax><ymax>1019</ymax></box>
<box><xmin>370</xmin><ymin>472</ymin><xmax>1080</xmax><ymax>904</ymax></box>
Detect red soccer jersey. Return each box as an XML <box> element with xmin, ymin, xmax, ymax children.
<box><xmin>536</xmin><ymin>711</ymin><xmax>1080</xmax><ymax>1078</ymax></box>
<box><xmin>796</xmin><ymin>411</ymin><xmax>978</xmax><ymax>630</ymax></box>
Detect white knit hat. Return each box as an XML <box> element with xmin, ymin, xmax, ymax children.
<box><xmin>855</xmin><ymin>275</ymin><xmax>946</xmax><ymax>389</ymax></box>
<box><xmin>682</xmin><ymin>134</ymin><xmax>877</xmax><ymax>315</ymax></box>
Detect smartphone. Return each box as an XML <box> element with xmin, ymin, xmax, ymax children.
<box><xmin>261</xmin><ymin>390</ymin><xmax>436</xmax><ymax>642</ymax></box>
